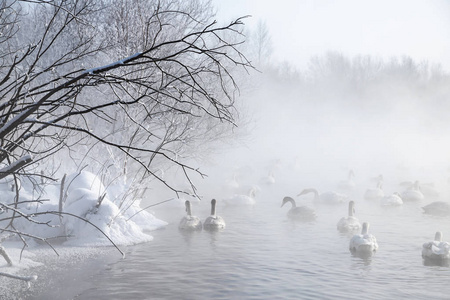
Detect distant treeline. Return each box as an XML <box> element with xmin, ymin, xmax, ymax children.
<box><xmin>254</xmin><ymin>52</ymin><xmax>450</xmax><ymax>114</ymax></box>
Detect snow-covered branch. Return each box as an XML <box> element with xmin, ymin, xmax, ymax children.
<box><xmin>0</xmin><ymin>155</ymin><xmax>33</xmax><ymax>180</ymax></box>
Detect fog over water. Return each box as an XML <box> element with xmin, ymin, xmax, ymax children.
<box><xmin>202</xmin><ymin>0</ymin><xmax>450</xmax><ymax>204</ymax></box>
<box><xmin>188</xmin><ymin>63</ymin><xmax>450</xmax><ymax>208</ymax></box>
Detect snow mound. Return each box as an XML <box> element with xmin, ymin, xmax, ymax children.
<box><xmin>1</xmin><ymin>171</ymin><xmax>167</xmax><ymax>247</ymax></box>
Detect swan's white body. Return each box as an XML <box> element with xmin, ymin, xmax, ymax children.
<box><xmin>422</xmin><ymin>232</ymin><xmax>450</xmax><ymax>260</ymax></box>
<box><xmin>401</xmin><ymin>181</ymin><xmax>439</xmax><ymax>199</ymax></box>
<box><xmin>364</xmin><ymin>180</ymin><xmax>384</xmax><ymax>201</ymax></box>
<box><xmin>178</xmin><ymin>201</ymin><xmax>202</xmax><ymax>231</ymax></box>
<box><xmin>422</xmin><ymin>201</ymin><xmax>450</xmax><ymax>216</ymax></box>
<box><xmin>337</xmin><ymin>201</ymin><xmax>361</xmax><ymax>233</ymax></box>
<box><xmin>203</xmin><ymin>199</ymin><xmax>226</xmax><ymax>230</ymax></box>
<box><xmin>380</xmin><ymin>193</ymin><xmax>403</xmax><ymax>206</ymax></box>
<box><xmin>400</xmin><ymin>181</ymin><xmax>424</xmax><ymax>202</ymax></box>
<box><xmin>349</xmin><ymin>222</ymin><xmax>378</xmax><ymax>254</ymax></box>
<box><xmin>298</xmin><ymin>188</ymin><xmax>347</xmax><ymax>205</ymax></box>
<box><xmin>223</xmin><ymin>188</ymin><xmax>256</xmax><ymax>206</ymax></box>
<box><xmin>223</xmin><ymin>173</ymin><xmax>240</xmax><ymax>194</ymax></box>
<box><xmin>259</xmin><ymin>171</ymin><xmax>275</xmax><ymax>186</ymax></box>
<box><xmin>281</xmin><ymin>196</ymin><xmax>316</xmax><ymax>221</ymax></box>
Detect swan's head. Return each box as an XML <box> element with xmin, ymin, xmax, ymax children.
<box><xmin>435</xmin><ymin>231</ymin><xmax>443</xmax><ymax>242</ymax></box>
<box><xmin>281</xmin><ymin>196</ymin><xmax>295</xmax><ymax>208</ymax></box>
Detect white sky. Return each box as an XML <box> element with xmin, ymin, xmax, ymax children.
<box><xmin>213</xmin><ymin>0</ymin><xmax>450</xmax><ymax>70</ymax></box>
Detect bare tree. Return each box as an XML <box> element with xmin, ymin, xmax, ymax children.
<box><xmin>0</xmin><ymin>0</ymin><xmax>251</xmax><ymax>283</ymax></box>
<box><xmin>247</xmin><ymin>19</ymin><xmax>273</xmax><ymax>66</ymax></box>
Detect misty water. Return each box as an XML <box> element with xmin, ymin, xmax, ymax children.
<box><xmin>21</xmin><ymin>166</ymin><xmax>450</xmax><ymax>299</ymax></box>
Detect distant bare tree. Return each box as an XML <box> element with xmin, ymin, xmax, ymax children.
<box><xmin>247</xmin><ymin>19</ymin><xmax>273</xmax><ymax>66</ymax></box>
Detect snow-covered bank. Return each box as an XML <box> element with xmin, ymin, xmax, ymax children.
<box><xmin>1</xmin><ymin>170</ymin><xmax>168</xmax><ymax>245</ymax></box>
<box><xmin>0</xmin><ymin>170</ymin><xmax>168</xmax><ymax>293</ymax></box>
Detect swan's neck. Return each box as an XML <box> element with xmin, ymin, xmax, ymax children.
<box><xmin>288</xmin><ymin>197</ymin><xmax>296</xmax><ymax>208</ymax></box>
<box><xmin>298</xmin><ymin>188</ymin><xmax>319</xmax><ymax>200</ymax></box>
<box><xmin>210</xmin><ymin>200</ymin><xmax>216</xmax><ymax>216</ymax></box>
<box><xmin>348</xmin><ymin>170</ymin><xmax>354</xmax><ymax>180</ymax></box>
<box><xmin>311</xmin><ymin>189</ymin><xmax>320</xmax><ymax>201</ymax></box>
<box><xmin>185</xmin><ymin>201</ymin><xmax>192</xmax><ymax>216</ymax></box>
<box><xmin>377</xmin><ymin>180</ymin><xmax>383</xmax><ymax>189</ymax></box>
<box><xmin>361</xmin><ymin>223</ymin><xmax>369</xmax><ymax>235</ymax></box>
<box><xmin>348</xmin><ymin>201</ymin><xmax>355</xmax><ymax>217</ymax></box>
<box><xmin>435</xmin><ymin>231</ymin><xmax>443</xmax><ymax>242</ymax></box>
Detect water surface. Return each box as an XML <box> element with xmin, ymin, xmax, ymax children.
<box><xmin>57</xmin><ymin>185</ymin><xmax>450</xmax><ymax>300</ymax></box>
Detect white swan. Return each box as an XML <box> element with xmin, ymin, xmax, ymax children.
<box><xmin>349</xmin><ymin>222</ymin><xmax>378</xmax><ymax>254</ymax></box>
<box><xmin>364</xmin><ymin>180</ymin><xmax>384</xmax><ymax>201</ymax></box>
<box><xmin>297</xmin><ymin>188</ymin><xmax>347</xmax><ymax>205</ymax></box>
<box><xmin>178</xmin><ymin>200</ymin><xmax>202</xmax><ymax>231</ymax></box>
<box><xmin>422</xmin><ymin>201</ymin><xmax>450</xmax><ymax>216</ymax></box>
<box><xmin>400</xmin><ymin>180</ymin><xmax>424</xmax><ymax>202</ymax></box>
<box><xmin>203</xmin><ymin>199</ymin><xmax>226</xmax><ymax>230</ymax></box>
<box><xmin>337</xmin><ymin>201</ymin><xmax>361</xmax><ymax>233</ymax></box>
<box><xmin>259</xmin><ymin>171</ymin><xmax>275</xmax><ymax>186</ymax></box>
<box><xmin>380</xmin><ymin>192</ymin><xmax>403</xmax><ymax>206</ymax></box>
<box><xmin>281</xmin><ymin>196</ymin><xmax>316</xmax><ymax>221</ymax></box>
<box><xmin>223</xmin><ymin>187</ymin><xmax>256</xmax><ymax>206</ymax></box>
<box><xmin>401</xmin><ymin>180</ymin><xmax>439</xmax><ymax>199</ymax></box>
<box><xmin>337</xmin><ymin>170</ymin><xmax>356</xmax><ymax>192</ymax></box>
<box><xmin>223</xmin><ymin>172</ymin><xmax>240</xmax><ymax>193</ymax></box>
<box><xmin>422</xmin><ymin>232</ymin><xmax>450</xmax><ymax>260</ymax></box>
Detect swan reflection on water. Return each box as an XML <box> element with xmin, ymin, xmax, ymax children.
<box><xmin>351</xmin><ymin>251</ymin><xmax>375</xmax><ymax>264</ymax></box>
<box><xmin>422</xmin><ymin>258</ymin><xmax>450</xmax><ymax>267</ymax></box>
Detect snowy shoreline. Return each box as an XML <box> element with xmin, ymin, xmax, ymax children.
<box><xmin>0</xmin><ymin>170</ymin><xmax>169</xmax><ymax>298</ymax></box>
